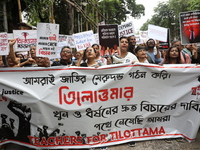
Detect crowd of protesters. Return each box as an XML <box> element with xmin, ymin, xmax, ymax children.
<box><xmin>0</xmin><ymin>36</ymin><xmax>200</xmax><ymax>69</ymax></box>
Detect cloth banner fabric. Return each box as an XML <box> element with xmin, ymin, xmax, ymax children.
<box><xmin>0</xmin><ymin>63</ymin><xmax>200</xmax><ymax>149</ymax></box>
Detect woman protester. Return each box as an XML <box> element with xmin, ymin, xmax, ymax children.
<box><xmin>7</xmin><ymin>39</ymin><xmax>35</xmax><ymax>67</ymax></box>
<box><xmin>135</xmin><ymin>46</ymin><xmax>149</xmax><ymax>63</ymax></box>
<box><xmin>76</xmin><ymin>47</ymin><xmax>103</xmax><ymax>68</ymax></box>
<box><xmin>92</xmin><ymin>44</ymin><xmax>107</xmax><ymax>65</ymax></box>
<box><xmin>162</xmin><ymin>46</ymin><xmax>183</xmax><ymax>64</ymax></box>
<box><xmin>112</xmin><ymin>37</ymin><xmax>138</xmax><ymax>64</ymax></box>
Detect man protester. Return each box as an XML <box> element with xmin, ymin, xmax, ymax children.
<box><xmin>146</xmin><ymin>38</ymin><xmax>162</xmax><ymax>64</ymax></box>
<box><xmin>51</xmin><ymin>46</ymin><xmax>75</xmax><ymax>66</ymax></box>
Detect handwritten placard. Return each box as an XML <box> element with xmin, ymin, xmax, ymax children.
<box><xmin>148</xmin><ymin>24</ymin><xmax>168</xmax><ymax>42</ymax></box>
<box><xmin>0</xmin><ymin>32</ymin><xmax>9</xmax><ymax>55</ymax></box>
<box><xmin>13</xmin><ymin>30</ymin><xmax>37</xmax><ymax>51</ymax></box>
<box><xmin>36</xmin><ymin>23</ymin><xmax>59</xmax><ymax>57</ymax></box>
<box><xmin>118</xmin><ymin>21</ymin><xmax>135</xmax><ymax>38</ymax></box>
<box><xmin>73</xmin><ymin>30</ymin><xmax>96</xmax><ymax>51</ymax></box>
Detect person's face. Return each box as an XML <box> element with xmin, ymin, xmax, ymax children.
<box><xmin>120</xmin><ymin>38</ymin><xmax>129</xmax><ymax>52</ymax></box>
<box><xmin>92</xmin><ymin>45</ymin><xmax>99</xmax><ymax>55</ymax></box>
<box><xmin>169</xmin><ymin>47</ymin><xmax>179</xmax><ymax>58</ymax></box>
<box><xmin>129</xmin><ymin>36</ymin><xmax>136</xmax><ymax>45</ymax></box>
<box><xmin>30</xmin><ymin>46</ymin><xmax>36</xmax><ymax>58</ymax></box>
<box><xmin>160</xmin><ymin>50</ymin><xmax>166</xmax><ymax>58</ymax></box>
<box><xmin>186</xmin><ymin>44</ymin><xmax>196</xmax><ymax>51</ymax></box>
<box><xmin>85</xmin><ymin>47</ymin><xmax>96</xmax><ymax>59</ymax></box>
<box><xmin>36</xmin><ymin>57</ymin><xmax>46</xmax><ymax>67</ymax></box>
<box><xmin>60</xmin><ymin>48</ymin><xmax>72</xmax><ymax>60</ymax></box>
<box><xmin>0</xmin><ymin>59</ymin><xmax>4</xmax><ymax>66</ymax></box>
<box><xmin>147</xmin><ymin>40</ymin><xmax>155</xmax><ymax>48</ymax></box>
<box><xmin>44</xmin><ymin>57</ymin><xmax>50</xmax><ymax>67</ymax></box>
<box><xmin>136</xmin><ymin>49</ymin><xmax>147</xmax><ymax>58</ymax></box>
<box><xmin>16</xmin><ymin>54</ymin><xmax>24</xmax><ymax>59</ymax></box>
<box><xmin>75</xmin><ymin>52</ymin><xmax>81</xmax><ymax>59</ymax></box>
<box><xmin>6</xmin><ymin>56</ymin><xmax>15</xmax><ymax>66</ymax></box>
<box><xmin>106</xmin><ymin>57</ymin><xmax>112</xmax><ymax>65</ymax></box>
<box><xmin>173</xmin><ymin>41</ymin><xmax>183</xmax><ymax>50</ymax></box>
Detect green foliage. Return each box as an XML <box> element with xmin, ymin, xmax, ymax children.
<box><xmin>188</xmin><ymin>0</ymin><xmax>200</xmax><ymax>10</ymax></box>
<box><xmin>97</xmin><ymin>0</ymin><xmax>145</xmax><ymax>24</ymax></box>
<box><xmin>23</xmin><ymin>0</ymin><xmax>52</xmax><ymax>26</ymax></box>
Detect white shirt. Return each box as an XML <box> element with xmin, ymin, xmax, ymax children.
<box><xmin>112</xmin><ymin>52</ymin><xmax>138</xmax><ymax>64</ymax></box>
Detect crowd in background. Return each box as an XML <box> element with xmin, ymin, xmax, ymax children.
<box><xmin>0</xmin><ymin>35</ymin><xmax>200</xmax><ymax>69</ymax></box>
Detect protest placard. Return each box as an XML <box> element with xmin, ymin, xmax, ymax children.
<box><xmin>148</xmin><ymin>24</ymin><xmax>168</xmax><ymax>42</ymax></box>
<box><xmin>73</xmin><ymin>30</ymin><xmax>96</xmax><ymax>51</ymax></box>
<box><xmin>0</xmin><ymin>33</ymin><xmax>9</xmax><ymax>55</ymax></box>
<box><xmin>94</xmin><ymin>33</ymin><xmax>99</xmax><ymax>45</ymax></box>
<box><xmin>58</xmin><ymin>34</ymin><xmax>68</xmax><ymax>42</ymax></box>
<box><xmin>7</xmin><ymin>33</ymin><xmax>13</xmax><ymax>41</ymax></box>
<box><xmin>36</xmin><ymin>23</ymin><xmax>59</xmax><ymax>57</ymax></box>
<box><xmin>13</xmin><ymin>30</ymin><xmax>37</xmax><ymax>51</ymax></box>
<box><xmin>98</xmin><ymin>24</ymin><xmax>119</xmax><ymax>55</ymax></box>
<box><xmin>180</xmin><ymin>10</ymin><xmax>200</xmax><ymax>44</ymax></box>
<box><xmin>159</xmin><ymin>29</ymin><xmax>170</xmax><ymax>50</ymax></box>
<box><xmin>118</xmin><ymin>21</ymin><xmax>135</xmax><ymax>38</ymax></box>
<box><xmin>67</xmin><ymin>35</ymin><xmax>76</xmax><ymax>48</ymax></box>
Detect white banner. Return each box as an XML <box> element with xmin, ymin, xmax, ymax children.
<box><xmin>13</xmin><ymin>30</ymin><xmax>37</xmax><ymax>51</ymax></box>
<box><xmin>73</xmin><ymin>30</ymin><xmax>96</xmax><ymax>51</ymax></box>
<box><xmin>0</xmin><ymin>32</ymin><xmax>9</xmax><ymax>55</ymax></box>
<box><xmin>118</xmin><ymin>21</ymin><xmax>135</xmax><ymax>38</ymax></box>
<box><xmin>148</xmin><ymin>24</ymin><xmax>168</xmax><ymax>42</ymax></box>
<box><xmin>0</xmin><ymin>64</ymin><xmax>200</xmax><ymax>149</ymax></box>
<box><xmin>36</xmin><ymin>23</ymin><xmax>59</xmax><ymax>58</ymax></box>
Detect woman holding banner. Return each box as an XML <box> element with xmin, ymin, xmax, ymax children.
<box><xmin>112</xmin><ymin>37</ymin><xmax>138</xmax><ymax>64</ymax></box>
<box><xmin>76</xmin><ymin>47</ymin><xmax>103</xmax><ymax>68</ymax></box>
<box><xmin>135</xmin><ymin>46</ymin><xmax>150</xmax><ymax>63</ymax></box>
<box><xmin>162</xmin><ymin>46</ymin><xmax>183</xmax><ymax>64</ymax></box>
<box><xmin>92</xmin><ymin>44</ymin><xmax>107</xmax><ymax>65</ymax></box>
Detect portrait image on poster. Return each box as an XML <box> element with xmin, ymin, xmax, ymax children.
<box><xmin>180</xmin><ymin>10</ymin><xmax>200</xmax><ymax>44</ymax></box>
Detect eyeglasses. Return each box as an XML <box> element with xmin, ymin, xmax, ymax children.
<box><xmin>174</xmin><ymin>45</ymin><xmax>182</xmax><ymax>47</ymax></box>
<box><xmin>62</xmin><ymin>51</ymin><xmax>71</xmax><ymax>54</ymax></box>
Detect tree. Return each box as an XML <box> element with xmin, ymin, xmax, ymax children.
<box><xmin>97</xmin><ymin>0</ymin><xmax>145</xmax><ymax>24</ymax></box>
<box><xmin>140</xmin><ymin>0</ymin><xmax>195</xmax><ymax>41</ymax></box>
<box><xmin>188</xmin><ymin>0</ymin><xmax>200</xmax><ymax>10</ymax></box>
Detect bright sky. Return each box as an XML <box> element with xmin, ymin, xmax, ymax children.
<box><xmin>126</xmin><ymin>0</ymin><xmax>168</xmax><ymax>30</ymax></box>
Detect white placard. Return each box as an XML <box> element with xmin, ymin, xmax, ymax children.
<box><xmin>118</xmin><ymin>21</ymin><xmax>135</xmax><ymax>38</ymax></box>
<box><xmin>36</xmin><ymin>23</ymin><xmax>59</xmax><ymax>57</ymax></box>
<box><xmin>73</xmin><ymin>30</ymin><xmax>96</xmax><ymax>51</ymax></box>
<box><xmin>148</xmin><ymin>24</ymin><xmax>168</xmax><ymax>42</ymax></box>
<box><xmin>13</xmin><ymin>30</ymin><xmax>37</xmax><ymax>51</ymax></box>
<box><xmin>67</xmin><ymin>35</ymin><xmax>76</xmax><ymax>48</ymax></box>
<box><xmin>0</xmin><ymin>32</ymin><xmax>9</xmax><ymax>55</ymax></box>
